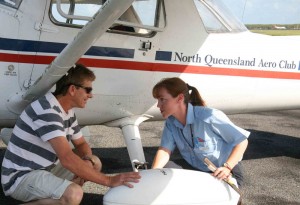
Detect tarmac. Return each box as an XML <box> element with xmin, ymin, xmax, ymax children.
<box><xmin>0</xmin><ymin>109</ymin><xmax>300</xmax><ymax>205</ymax></box>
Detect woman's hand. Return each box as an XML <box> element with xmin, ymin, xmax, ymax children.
<box><xmin>212</xmin><ymin>166</ymin><xmax>232</xmax><ymax>181</ymax></box>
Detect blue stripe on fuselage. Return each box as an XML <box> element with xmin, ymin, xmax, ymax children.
<box><xmin>155</xmin><ymin>51</ymin><xmax>172</xmax><ymax>61</ymax></box>
<box><xmin>0</xmin><ymin>37</ymin><xmax>134</xmax><ymax>58</ymax></box>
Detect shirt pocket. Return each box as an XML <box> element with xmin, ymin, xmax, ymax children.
<box><xmin>193</xmin><ymin>137</ymin><xmax>216</xmax><ymax>155</ymax></box>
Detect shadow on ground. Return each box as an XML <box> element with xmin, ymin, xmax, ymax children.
<box><xmin>243</xmin><ymin>129</ymin><xmax>300</xmax><ymax>160</ymax></box>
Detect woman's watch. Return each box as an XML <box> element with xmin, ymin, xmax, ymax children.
<box><xmin>223</xmin><ymin>162</ymin><xmax>233</xmax><ymax>171</ymax></box>
<box><xmin>82</xmin><ymin>156</ymin><xmax>95</xmax><ymax>166</ymax></box>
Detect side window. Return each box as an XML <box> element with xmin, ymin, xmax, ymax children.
<box><xmin>50</xmin><ymin>0</ymin><xmax>163</xmax><ymax>35</ymax></box>
<box><xmin>50</xmin><ymin>0</ymin><xmax>101</xmax><ymax>25</ymax></box>
<box><xmin>0</xmin><ymin>0</ymin><xmax>22</xmax><ymax>9</ymax></box>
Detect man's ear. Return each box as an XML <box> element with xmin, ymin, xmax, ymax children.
<box><xmin>68</xmin><ymin>85</ymin><xmax>76</xmax><ymax>96</ymax></box>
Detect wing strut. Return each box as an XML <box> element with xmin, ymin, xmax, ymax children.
<box><xmin>105</xmin><ymin>115</ymin><xmax>152</xmax><ymax>171</ymax></box>
<box><xmin>7</xmin><ymin>0</ymin><xmax>135</xmax><ymax>114</ymax></box>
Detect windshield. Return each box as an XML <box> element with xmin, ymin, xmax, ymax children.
<box><xmin>194</xmin><ymin>0</ymin><xmax>247</xmax><ymax>33</ymax></box>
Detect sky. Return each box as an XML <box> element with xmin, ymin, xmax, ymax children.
<box><xmin>221</xmin><ymin>0</ymin><xmax>300</xmax><ymax>24</ymax></box>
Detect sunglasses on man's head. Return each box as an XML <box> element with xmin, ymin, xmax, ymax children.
<box><xmin>72</xmin><ymin>84</ymin><xmax>93</xmax><ymax>94</ymax></box>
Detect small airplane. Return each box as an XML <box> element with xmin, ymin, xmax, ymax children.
<box><xmin>273</xmin><ymin>25</ymin><xmax>287</xmax><ymax>30</ymax></box>
<box><xmin>0</xmin><ymin>0</ymin><xmax>300</xmax><ymax>204</ymax></box>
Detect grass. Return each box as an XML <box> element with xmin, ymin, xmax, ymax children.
<box><xmin>250</xmin><ymin>29</ymin><xmax>300</xmax><ymax>36</ymax></box>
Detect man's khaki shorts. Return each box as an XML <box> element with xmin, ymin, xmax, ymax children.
<box><xmin>11</xmin><ymin>169</ymin><xmax>72</xmax><ymax>202</ymax></box>
<box><xmin>10</xmin><ymin>155</ymin><xmax>101</xmax><ymax>202</ymax></box>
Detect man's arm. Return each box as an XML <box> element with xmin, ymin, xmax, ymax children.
<box><xmin>49</xmin><ymin>136</ymin><xmax>140</xmax><ymax>187</ymax></box>
<box><xmin>71</xmin><ymin>136</ymin><xmax>92</xmax><ymax>158</ymax></box>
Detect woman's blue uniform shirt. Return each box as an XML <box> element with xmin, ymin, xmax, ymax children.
<box><xmin>161</xmin><ymin>104</ymin><xmax>250</xmax><ymax>172</ymax></box>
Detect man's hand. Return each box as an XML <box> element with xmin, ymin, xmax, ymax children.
<box><xmin>72</xmin><ymin>157</ymin><xmax>98</xmax><ymax>186</ymax></box>
<box><xmin>108</xmin><ymin>172</ymin><xmax>141</xmax><ymax>188</ymax></box>
<box><xmin>72</xmin><ymin>175</ymin><xmax>86</xmax><ymax>186</ymax></box>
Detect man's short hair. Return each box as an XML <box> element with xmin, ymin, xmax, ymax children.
<box><xmin>53</xmin><ymin>64</ymin><xmax>96</xmax><ymax>96</ymax></box>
